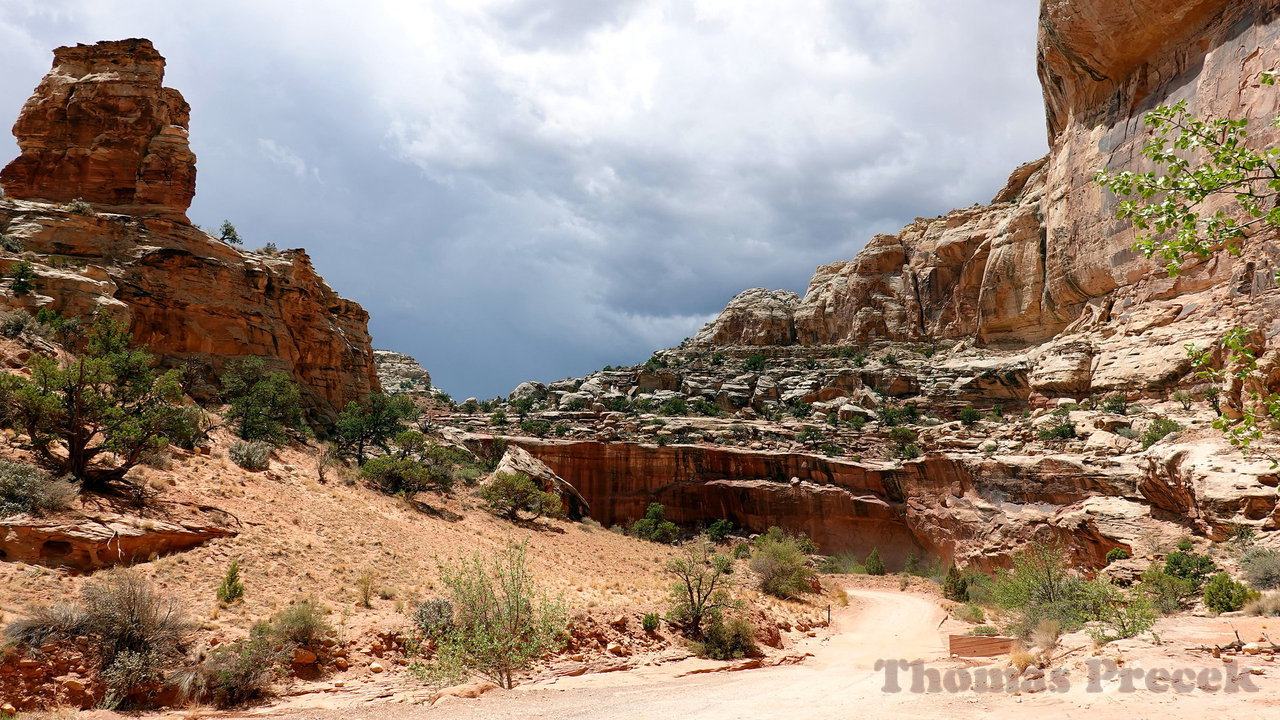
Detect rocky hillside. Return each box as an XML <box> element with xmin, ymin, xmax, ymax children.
<box><xmin>473</xmin><ymin>1</ymin><xmax>1280</xmax><ymax>569</ymax></box>
<box><xmin>0</xmin><ymin>39</ymin><xmax>379</xmax><ymax>415</ymax></box>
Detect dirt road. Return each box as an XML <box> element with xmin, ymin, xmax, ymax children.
<box><xmin>256</xmin><ymin>585</ymin><xmax>1280</xmax><ymax>720</ymax></box>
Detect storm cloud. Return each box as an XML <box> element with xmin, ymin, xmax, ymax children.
<box><xmin>0</xmin><ymin>0</ymin><xmax>1047</xmax><ymax>398</ymax></box>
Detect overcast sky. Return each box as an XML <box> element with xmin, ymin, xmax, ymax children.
<box><xmin>0</xmin><ymin>0</ymin><xmax>1047</xmax><ymax>399</ymax></box>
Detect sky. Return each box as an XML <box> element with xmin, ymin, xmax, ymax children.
<box><xmin>0</xmin><ymin>0</ymin><xmax>1048</xmax><ymax>399</ymax></box>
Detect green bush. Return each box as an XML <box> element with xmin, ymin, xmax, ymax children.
<box><xmin>1164</xmin><ymin>550</ymin><xmax>1216</xmax><ymax>586</ymax></box>
<box><xmin>420</xmin><ymin>541</ymin><xmax>566</xmax><ymax>689</ymax></box>
<box><xmin>1176</xmin><ymin>536</ymin><xmax>1195</xmax><ymax>552</ymax></box>
<box><xmin>666</xmin><ymin>538</ymin><xmax>737</xmax><ymax>638</ymax></box>
<box><xmin>162</xmin><ymin>406</ymin><xmax>209</xmax><ymax>451</ymax></box>
<box><xmin>0</xmin><ymin>233</ymin><xmax>23</xmax><ymax>253</ymax></box>
<box><xmin>1100</xmin><ymin>393</ymin><xmax>1129</xmax><ymax>415</ymax></box>
<box><xmin>658</xmin><ymin>397</ymin><xmax>687</xmax><ymax>416</ymax></box>
<box><xmin>969</xmin><ymin>625</ymin><xmax>999</xmax><ymax>636</ymax></box>
<box><xmin>1080</xmin><ymin>580</ymin><xmax>1157</xmax><ymax>644</ymax></box>
<box><xmin>519</xmin><ymin>418</ymin><xmax>552</xmax><ymax>437</ymax></box>
<box><xmin>750</xmin><ymin>533</ymin><xmax>816</xmax><ymax>598</ymax></box>
<box><xmin>229</xmin><ymin>440</ymin><xmax>272</xmax><ymax>471</ymax></box>
<box><xmin>705</xmin><ymin>518</ymin><xmax>734</xmax><ymax>543</ymax></box>
<box><xmin>642</xmin><ymin>612</ymin><xmax>661</xmax><ymax>632</ymax></box>
<box><xmin>1138</xmin><ymin>565</ymin><xmax>1199</xmax><ymax>615</ymax></box>
<box><xmin>1141</xmin><ymin>417</ymin><xmax>1182</xmax><ymax>448</ymax></box>
<box><xmin>942</xmin><ymin>566</ymin><xmax>969</xmax><ymax>602</ymax></box>
<box><xmin>817</xmin><ymin>552</ymin><xmax>862</xmax><ymax>574</ymax></box>
<box><xmin>1037</xmin><ymin>422</ymin><xmax>1076</xmax><ymax>442</ymax></box>
<box><xmin>1203</xmin><ymin>573</ymin><xmax>1250</xmax><ymax>613</ymax></box>
<box><xmin>630</xmin><ymin>502</ymin><xmax>680</xmax><ymax>544</ymax></box>
<box><xmin>8</xmin><ymin>261</ymin><xmax>34</xmax><ymax>295</ymax></box>
<box><xmin>0</xmin><ymin>461</ymin><xmax>76</xmax><ymax>517</ymax></box>
<box><xmin>1240</xmin><ymin>547</ymin><xmax>1280</xmax><ymax>590</ymax></box>
<box><xmin>1105</xmin><ymin>548</ymin><xmax>1130</xmax><ymax>564</ymax></box>
<box><xmin>992</xmin><ymin>540</ymin><xmax>1088</xmax><ymax>636</ymax></box>
<box><xmin>743</xmin><ymin>354</ymin><xmax>767</xmax><ymax>371</ymax></box>
<box><xmin>270</xmin><ymin>598</ymin><xmax>331</xmax><ymax>647</ymax></box>
<box><xmin>959</xmin><ymin>407</ymin><xmax>982</xmax><ymax>426</ymax></box>
<box><xmin>216</xmin><ymin>559</ymin><xmax>245</xmax><ymax>604</ymax></box>
<box><xmin>690</xmin><ymin>398</ymin><xmax>722</xmax><ymax>417</ymax></box>
<box><xmin>479</xmin><ymin>472</ymin><xmax>564</xmax><ymax>521</ymax></box>
<box><xmin>864</xmin><ymin>547</ymin><xmax>886</xmax><ymax>576</ymax></box>
<box><xmin>732</xmin><ymin>542</ymin><xmax>751</xmax><ymax>559</ymax></box>
<box><xmin>954</xmin><ymin>604</ymin><xmax>985</xmax><ymax>623</ymax></box>
<box><xmin>694</xmin><ymin>615</ymin><xmax>758</xmax><ymax>660</ymax></box>
<box><xmin>221</xmin><ymin>357</ymin><xmax>302</xmax><ymax>444</ymax></box>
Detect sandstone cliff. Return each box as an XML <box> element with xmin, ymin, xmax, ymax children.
<box><xmin>0</xmin><ymin>40</ymin><xmax>379</xmax><ymax>414</ymax></box>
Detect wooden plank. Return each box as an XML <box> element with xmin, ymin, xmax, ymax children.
<box><xmin>948</xmin><ymin>634</ymin><xmax>1017</xmax><ymax>657</ymax></box>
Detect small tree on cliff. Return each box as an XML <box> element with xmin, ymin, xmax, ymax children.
<box><xmin>1</xmin><ymin>317</ymin><xmax>185</xmax><ymax>491</ymax></box>
<box><xmin>218</xmin><ymin>220</ymin><xmax>242</xmax><ymax>245</ymax></box>
<box><xmin>334</xmin><ymin>392</ymin><xmax>417</xmax><ymax>465</ymax></box>
<box><xmin>220</xmin><ymin>357</ymin><xmax>302</xmax><ymax>444</ymax></box>
<box><xmin>1096</xmin><ymin>72</ymin><xmax>1280</xmax><ymax>452</ymax></box>
<box><xmin>666</xmin><ymin>536</ymin><xmax>738</xmax><ymax>638</ymax></box>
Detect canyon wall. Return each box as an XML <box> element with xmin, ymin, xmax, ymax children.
<box><xmin>0</xmin><ymin>40</ymin><xmax>379</xmax><ymax>414</ymax></box>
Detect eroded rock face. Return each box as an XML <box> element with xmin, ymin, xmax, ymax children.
<box><xmin>375</xmin><ymin>349</ymin><xmax>433</xmax><ymax>397</ymax></box>
<box><xmin>0</xmin><ymin>201</ymin><xmax>381</xmax><ymax>415</ymax></box>
<box><xmin>691</xmin><ymin>288</ymin><xmax>800</xmax><ymax>346</ymax></box>
<box><xmin>0</xmin><ymin>513</ymin><xmax>234</xmax><ymax>572</ymax></box>
<box><xmin>0</xmin><ymin>39</ymin><xmax>196</xmax><ymax>220</ymax></box>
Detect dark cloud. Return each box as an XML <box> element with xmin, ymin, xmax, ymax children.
<box><xmin>0</xmin><ymin>0</ymin><xmax>1047</xmax><ymax>399</ymax></box>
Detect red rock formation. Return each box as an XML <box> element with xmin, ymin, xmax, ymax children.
<box><xmin>0</xmin><ymin>513</ymin><xmax>234</xmax><ymax>572</ymax></box>
<box><xmin>0</xmin><ymin>39</ymin><xmax>381</xmax><ymax>414</ymax></box>
<box><xmin>0</xmin><ymin>39</ymin><xmax>196</xmax><ymax>221</ymax></box>
<box><xmin>511</xmin><ymin>439</ymin><xmax>1147</xmax><ymax>570</ymax></box>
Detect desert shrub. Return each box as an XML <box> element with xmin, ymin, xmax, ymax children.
<box><xmin>705</xmin><ymin>518</ymin><xmax>734</xmax><ymax>543</ymax></box>
<box><xmin>221</xmin><ymin>357</ymin><xmax>303</xmax><ymax>444</ymax></box>
<box><xmin>864</xmin><ymin>547</ymin><xmax>886</xmax><ymax>576</ymax></box>
<box><xmin>270</xmin><ymin>598</ymin><xmax>331</xmax><ymax>647</ymax></box>
<box><xmin>172</xmin><ymin>624</ymin><xmax>280</xmax><ymax>708</ymax></box>
<box><xmin>993</xmin><ymin>540</ymin><xmax>1088</xmax><ymax>636</ymax></box>
<box><xmin>796</xmin><ymin>427</ymin><xmax>824</xmax><ymax>445</ymax></box>
<box><xmin>1176</xmin><ymin>536</ymin><xmax>1195</xmax><ymax>551</ymax></box>
<box><xmin>969</xmin><ymin>625</ymin><xmax>999</xmax><ymax>636</ymax></box>
<box><xmin>1079</xmin><ymin>580</ymin><xmax>1156</xmax><ymax>643</ymax></box>
<box><xmin>216</xmin><ymin>559</ymin><xmax>246</xmax><ymax>604</ymax></box>
<box><xmin>362</xmin><ymin>431</ymin><xmax>471</xmax><ymax>496</ymax></box>
<box><xmin>959</xmin><ymin>406</ymin><xmax>982</xmax><ymax>426</ymax></box>
<box><xmin>1164</xmin><ymin>550</ymin><xmax>1216</xmax><ymax>586</ymax></box>
<box><xmin>1037</xmin><ymin>421</ymin><xmax>1076</xmax><ymax>442</ymax></box>
<box><xmin>0</xmin><ymin>461</ymin><xmax>76</xmax><ymax>517</ymax></box>
<box><xmin>693</xmin><ymin>615</ymin><xmax>758</xmax><ymax>660</ymax></box>
<box><xmin>732</xmin><ymin>542</ymin><xmax>751</xmax><ymax>559</ymax></box>
<box><xmin>630</xmin><ymin>502</ymin><xmax>680</xmax><ymax>544</ymax></box>
<box><xmin>418</xmin><ymin>541</ymin><xmax>566</xmax><ymax>689</ymax></box>
<box><xmin>412</xmin><ymin>598</ymin><xmax>454</xmax><ymax>639</ymax></box>
<box><xmin>553</xmin><ymin>423</ymin><xmax>571</xmax><ymax>437</ymax></box>
<box><xmin>882</xmin><ymin>353</ymin><xmax>900</xmax><ymax>367</ymax></box>
<box><xmin>666</xmin><ymin>537</ymin><xmax>737</xmax><ymax>637</ymax></box>
<box><xmin>1138</xmin><ymin>565</ymin><xmax>1199</xmax><ymax>615</ymax></box>
<box><xmin>788</xmin><ymin>401</ymin><xmax>813</xmax><ymax>419</ymax></box>
<box><xmin>1240</xmin><ymin>547</ymin><xmax>1280</xmax><ymax>590</ymax></box>
<box><xmin>1105</xmin><ymin>548</ymin><xmax>1130</xmax><ymax>564</ymax></box>
<box><xmin>750</xmin><ymin>533</ymin><xmax>816</xmax><ymax>598</ymax></box>
<box><xmin>817</xmin><ymin>552</ymin><xmax>862</xmax><ymax>574</ymax></box>
<box><xmin>479</xmin><ymin>472</ymin><xmax>564</xmax><ymax>520</ymax></box>
<box><xmin>1244</xmin><ymin>592</ymin><xmax>1280</xmax><ymax>616</ymax></box>
<box><xmin>229</xmin><ymin>440</ymin><xmax>271</xmax><ymax>471</ymax></box>
<box><xmin>520</xmin><ymin>418</ymin><xmax>552</xmax><ymax>437</ymax></box>
<box><xmin>0</xmin><ymin>309</ymin><xmax>34</xmax><ymax>339</ymax></box>
<box><xmin>642</xmin><ymin>612</ymin><xmax>661</xmax><ymax>632</ymax></box>
<box><xmin>657</xmin><ymin>397</ymin><xmax>687</xmax><ymax>416</ymax></box>
<box><xmin>0</xmin><ymin>233</ymin><xmax>23</xmax><ymax>252</ymax></box>
<box><xmin>1141</xmin><ymin>417</ymin><xmax>1182</xmax><ymax>448</ymax></box>
<box><xmin>942</xmin><ymin>566</ymin><xmax>969</xmax><ymax>602</ymax></box>
<box><xmin>161</xmin><ymin>405</ymin><xmax>209</xmax><ymax>450</ymax></box>
<box><xmin>690</xmin><ymin>397</ymin><xmax>721</xmax><ymax>417</ymax></box>
<box><xmin>7</xmin><ymin>571</ymin><xmax>189</xmax><ymax>704</ymax></box>
<box><xmin>954</xmin><ymin>604</ymin><xmax>985</xmax><ymax>623</ymax></box>
<box><xmin>1101</xmin><ymin>393</ymin><xmax>1129</xmax><ymax>415</ymax></box>
<box><xmin>1203</xmin><ymin>573</ymin><xmax>1251</xmax><ymax>613</ymax></box>
<box><xmin>489</xmin><ymin>409</ymin><xmax>508</xmax><ymax>425</ymax></box>
<box><xmin>743</xmin><ymin>354</ymin><xmax>767</xmax><ymax>371</ymax></box>
<box><xmin>1173</xmin><ymin>390</ymin><xmax>1194</xmax><ymax>410</ymax></box>
<box><xmin>64</xmin><ymin>197</ymin><xmax>93</xmax><ymax>214</ymax></box>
